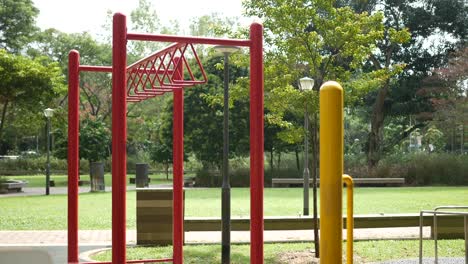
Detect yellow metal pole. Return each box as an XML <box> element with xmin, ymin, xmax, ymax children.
<box><xmin>319</xmin><ymin>81</ymin><xmax>344</xmax><ymax>263</ymax></box>
<box><xmin>343</xmin><ymin>174</ymin><xmax>354</xmax><ymax>264</ymax></box>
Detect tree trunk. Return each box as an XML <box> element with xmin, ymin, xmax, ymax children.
<box><xmin>295</xmin><ymin>148</ymin><xmax>300</xmax><ymax>171</ymax></box>
<box><xmin>276</xmin><ymin>151</ymin><xmax>281</xmax><ymax>170</ymax></box>
<box><xmin>0</xmin><ymin>100</ymin><xmax>9</xmax><ymax>144</ymax></box>
<box><xmin>270</xmin><ymin>150</ymin><xmax>274</xmax><ymax>172</ymax></box>
<box><xmin>311</xmin><ymin>112</ymin><xmax>320</xmax><ymax>257</ymax></box>
<box><xmin>367</xmin><ymin>81</ymin><xmax>390</xmax><ymax>167</ymax></box>
<box><xmin>165</xmin><ymin>163</ymin><xmax>169</xmax><ymax>180</ymax></box>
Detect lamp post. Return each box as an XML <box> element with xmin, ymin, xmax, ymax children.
<box><xmin>299</xmin><ymin>77</ymin><xmax>314</xmax><ymax>215</ymax></box>
<box><xmin>214</xmin><ymin>45</ymin><xmax>239</xmax><ymax>264</ymax></box>
<box><xmin>44</xmin><ymin>108</ymin><xmax>54</xmax><ymax>195</ymax></box>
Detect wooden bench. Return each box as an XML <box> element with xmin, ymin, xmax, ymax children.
<box><xmin>129</xmin><ymin>177</ymin><xmax>151</xmax><ymax>184</ymax></box>
<box><xmin>78</xmin><ymin>180</ymin><xmax>90</xmax><ymax>186</ymax></box>
<box><xmin>184</xmin><ymin>177</ymin><xmax>196</xmax><ymax>187</ymax></box>
<box><xmin>271</xmin><ymin>177</ymin><xmax>405</xmax><ymax>187</ymax></box>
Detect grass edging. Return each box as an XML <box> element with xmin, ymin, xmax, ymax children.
<box><xmin>87</xmin><ymin>240</ymin><xmax>466</xmax><ymax>263</ymax></box>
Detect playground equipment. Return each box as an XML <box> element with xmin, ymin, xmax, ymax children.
<box><xmin>419</xmin><ymin>206</ymin><xmax>468</xmax><ymax>263</ymax></box>
<box><xmin>67</xmin><ymin>12</ymin><xmax>263</xmax><ymax>264</ymax></box>
<box><xmin>319</xmin><ymin>81</ymin><xmax>354</xmax><ymax>264</ymax></box>
<box><xmin>67</xmin><ymin>12</ymin><xmax>354</xmax><ymax>264</ymax></box>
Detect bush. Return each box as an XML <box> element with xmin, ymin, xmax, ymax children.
<box><xmin>0</xmin><ymin>157</ymin><xmax>69</xmax><ymax>174</ymax></box>
<box><xmin>194</xmin><ymin>167</ymin><xmax>301</xmax><ymax>187</ymax></box>
<box><xmin>405</xmin><ymin>153</ymin><xmax>468</xmax><ymax>185</ymax></box>
<box><xmin>345</xmin><ymin>152</ymin><xmax>468</xmax><ymax>186</ymax></box>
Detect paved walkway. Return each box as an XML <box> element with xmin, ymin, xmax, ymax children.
<box><xmin>0</xmin><ymin>228</ymin><xmax>433</xmax><ymax>263</ymax></box>
<box><xmin>0</xmin><ymin>184</ymin><xmax>175</xmax><ymax>197</ymax></box>
<box><xmin>0</xmin><ymin>227</ymin><xmax>431</xmax><ymax>246</ymax></box>
<box><xmin>0</xmin><ymin>187</ymin><xmax>455</xmax><ymax>263</ymax></box>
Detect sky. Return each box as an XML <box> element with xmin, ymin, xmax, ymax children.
<box><xmin>32</xmin><ymin>0</ymin><xmax>245</xmax><ymax>36</ymax></box>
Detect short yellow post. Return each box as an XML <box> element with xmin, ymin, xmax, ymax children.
<box><xmin>343</xmin><ymin>174</ymin><xmax>354</xmax><ymax>264</ymax></box>
<box><xmin>319</xmin><ymin>81</ymin><xmax>344</xmax><ymax>263</ymax></box>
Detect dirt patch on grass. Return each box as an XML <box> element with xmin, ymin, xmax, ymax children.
<box><xmin>276</xmin><ymin>250</ymin><xmax>319</xmax><ymax>264</ymax></box>
<box><xmin>276</xmin><ymin>250</ymin><xmax>365</xmax><ymax>263</ymax></box>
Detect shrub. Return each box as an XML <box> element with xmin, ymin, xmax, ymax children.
<box><xmin>194</xmin><ymin>166</ymin><xmax>301</xmax><ymax>187</ymax></box>
<box><xmin>406</xmin><ymin>153</ymin><xmax>468</xmax><ymax>185</ymax></box>
<box><xmin>345</xmin><ymin>152</ymin><xmax>468</xmax><ymax>186</ymax></box>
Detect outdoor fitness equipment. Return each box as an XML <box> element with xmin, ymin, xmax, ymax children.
<box><xmin>67</xmin><ymin>13</ymin><xmax>263</xmax><ymax>264</ymax></box>
<box><xmin>319</xmin><ymin>81</ymin><xmax>354</xmax><ymax>264</ymax></box>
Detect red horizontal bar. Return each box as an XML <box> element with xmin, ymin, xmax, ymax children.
<box><xmin>127</xmin><ymin>43</ymin><xmax>180</xmax><ymax>69</ymax></box>
<box><xmin>79</xmin><ymin>65</ymin><xmax>113</xmax><ymax>73</ymax></box>
<box><xmin>81</xmin><ymin>258</ymin><xmax>173</xmax><ymax>264</ymax></box>
<box><xmin>127</xmin><ymin>33</ymin><xmax>251</xmax><ymax>47</ymax></box>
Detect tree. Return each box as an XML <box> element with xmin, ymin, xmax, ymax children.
<box><xmin>150</xmin><ymin>142</ymin><xmax>172</xmax><ymax>179</ymax></box>
<box><xmin>421</xmin><ymin>46</ymin><xmax>468</xmax><ymax>153</ymax></box>
<box><xmin>183</xmin><ymin>55</ymin><xmax>250</xmax><ymax>169</ymax></box>
<box><xmin>0</xmin><ymin>50</ymin><xmax>64</xmax><ymax>153</ymax></box>
<box><xmin>129</xmin><ymin>0</ymin><xmax>163</xmax><ymax>56</ymax></box>
<box><xmin>0</xmin><ymin>0</ymin><xmax>39</xmax><ymax>53</ymax></box>
<box><xmin>28</xmin><ymin>29</ymin><xmax>114</xmax><ymax>122</ymax></box>
<box><xmin>349</xmin><ymin>0</ymin><xmax>467</xmax><ymax>166</ymax></box>
<box><xmin>79</xmin><ymin>118</ymin><xmax>110</xmax><ymax>163</ymax></box>
<box><xmin>244</xmin><ymin>0</ymin><xmax>386</xmax><ymax>256</ymax></box>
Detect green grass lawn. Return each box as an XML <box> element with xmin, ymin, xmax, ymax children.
<box><xmin>4</xmin><ymin>173</ymin><xmax>173</xmax><ymax>187</ymax></box>
<box><xmin>0</xmin><ymin>186</ymin><xmax>467</xmax><ymax>230</ymax></box>
<box><xmin>91</xmin><ymin>240</ymin><xmax>466</xmax><ymax>263</ymax></box>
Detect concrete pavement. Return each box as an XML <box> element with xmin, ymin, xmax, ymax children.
<box><xmin>0</xmin><ymin>227</ymin><xmax>433</xmax><ymax>263</ymax></box>
<box><xmin>0</xmin><ymin>227</ymin><xmax>432</xmax><ymax>246</ymax></box>
<box><xmin>0</xmin><ymin>187</ymin><xmax>449</xmax><ymax>263</ymax></box>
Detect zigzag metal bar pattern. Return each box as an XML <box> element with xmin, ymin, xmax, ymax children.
<box><xmin>126</xmin><ymin>42</ymin><xmax>207</xmax><ymax>102</ymax></box>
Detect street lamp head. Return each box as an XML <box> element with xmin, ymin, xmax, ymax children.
<box><xmin>213</xmin><ymin>45</ymin><xmax>240</xmax><ymax>55</ymax></box>
<box><xmin>43</xmin><ymin>108</ymin><xmax>54</xmax><ymax>118</ymax></box>
<box><xmin>299</xmin><ymin>77</ymin><xmax>314</xmax><ymax>91</ymax></box>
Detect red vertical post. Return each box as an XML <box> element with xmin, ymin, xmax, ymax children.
<box><xmin>172</xmin><ymin>57</ymin><xmax>184</xmax><ymax>264</ymax></box>
<box><xmin>67</xmin><ymin>50</ymin><xmax>80</xmax><ymax>264</ymax></box>
<box><xmin>112</xmin><ymin>13</ymin><xmax>127</xmax><ymax>264</ymax></box>
<box><xmin>249</xmin><ymin>22</ymin><xmax>264</xmax><ymax>263</ymax></box>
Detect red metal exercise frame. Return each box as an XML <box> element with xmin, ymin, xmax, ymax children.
<box><xmin>67</xmin><ymin>12</ymin><xmax>264</xmax><ymax>264</ymax></box>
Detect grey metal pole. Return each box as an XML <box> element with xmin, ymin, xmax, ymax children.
<box><xmin>434</xmin><ymin>212</ymin><xmax>438</xmax><ymax>264</ymax></box>
<box><xmin>221</xmin><ymin>52</ymin><xmax>231</xmax><ymax>264</ymax></box>
<box><xmin>45</xmin><ymin>117</ymin><xmax>51</xmax><ymax>196</ymax></box>
<box><xmin>464</xmin><ymin>215</ymin><xmax>467</xmax><ymax>264</ymax></box>
<box><xmin>419</xmin><ymin>211</ymin><xmax>423</xmax><ymax>264</ymax></box>
<box><xmin>303</xmin><ymin>108</ymin><xmax>310</xmax><ymax>215</ymax></box>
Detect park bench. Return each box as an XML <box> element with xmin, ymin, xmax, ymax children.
<box><xmin>271</xmin><ymin>177</ymin><xmax>405</xmax><ymax>187</ymax></box>
<box><xmin>129</xmin><ymin>177</ymin><xmax>151</xmax><ymax>184</ymax></box>
<box><xmin>184</xmin><ymin>177</ymin><xmax>196</xmax><ymax>187</ymax></box>
<box><xmin>0</xmin><ymin>180</ymin><xmax>28</xmax><ymax>193</ymax></box>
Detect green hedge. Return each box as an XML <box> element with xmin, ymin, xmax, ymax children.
<box><xmin>345</xmin><ymin>153</ymin><xmax>468</xmax><ymax>186</ymax></box>
<box><xmin>194</xmin><ymin>167</ymin><xmax>302</xmax><ymax>187</ymax></box>
<box><xmin>405</xmin><ymin>153</ymin><xmax>468</xmax><ymax>185</ymax></box>
<box><xmin>3</xmin><ymin>153</ymin><xmax>466</xmax><ymax>186</ymax></box>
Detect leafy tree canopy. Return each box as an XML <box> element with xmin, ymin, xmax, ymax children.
<box><xmin>243</xmin><ymin>0</ymin><xmax>388</xmax><ymax>145</ymax></box>
<box><xmin>0</xmin><ymin>0</ymin><xmax>39</xmax><ymax>53</ymax></box>
<box><xmin>0</xmin><ymin>49</ymin><xmax>65</xmax><ymax>150</ymax></box>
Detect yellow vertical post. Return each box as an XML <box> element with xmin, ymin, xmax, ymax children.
<box><xmin>319</xmin><ymin>81</ymin><xmax>344</xmax><ymax>263</ymax></box>
<box><xmin>343</xmin><ymin>174</ymin><xmax>354</xmax><ymax>264</ymax></box>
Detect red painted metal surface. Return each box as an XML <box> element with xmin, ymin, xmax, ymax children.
<box><xmin>112</xmin><ymin>12</ymin><xmax>128</xmax><ymax>264</ymax></box>
<box><xmin>126</xmin><ymin>43</ymin><xmax>207</xmax><ymax>102</ymax></box>
<box><xmin>67</xmin><ymin>50</ymin><xmax>80</xmax><ymax>264</ymax></box>
<box><xmin>249</xmin><ymin>22</ymin><xmax>264</xmax><ymax>264</ymax></box>
<box><xmin>80</xmin><ymin>258</ymin><xmax>173</xmax><ymax>264</ymax></box>
<box><xmin>127</xmin><ymin>33</ymin><xmax>251</xmax><ymax>47</ymax></box>
<box><xmin>172</xmin><ymin>57</ymin><xmax>184</xmax><ymax>264</ymax></box>
<box><xmin>67</xmin><ymin>12</ymin><xmax>264</xmax><ymax>264</ymax></box>
<box><xmin>79</xmin><ymin>65</ymin><xmax>113</xmax><ymax>73</ymax></box>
